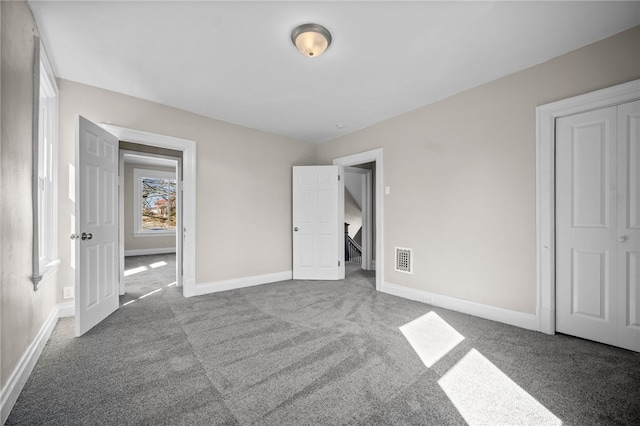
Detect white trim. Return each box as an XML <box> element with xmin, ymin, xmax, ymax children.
<box><xmin>57</xmin><ymin>301</ymin><xmax>75</xmax><ymax>318</ymax></box>
<box><xmin>119</xmin><ymin>150</ymin><xmax>125</xmax><ymax>294</ymax></box>
<box><xmin>185</xmin><ymin>271</ymin><xmax>292</xmax><ymax>297</ymax></box>
<box><xmin>125</xmin><ymin>247</ymin><xmax>176</xmax><ymax>257</ymax></box>
<box><xmin>1</xmin><ymin>302</ymin><xmax>74</xmax><ymax>424</ymax></box>
<box><xmin>40</xmin><ymin>259</ymin><xmax>61</xmax><ymax>283</ymax></box>
<box><xmin>334</xmin><ymin>148</ymin><xmax>383</xmax><ymax>291</ymax></box>
<box><xmin>102</xmin><ymin>124</ymin><xmax>196</xmax><ymax>296</ymax></box>
<box><xmin>133</xmin><ymin>232</ymin><xmax>176</xmax><ymax>238</ymax></box>
<box><xmin>535</xmin><ymin>79</ymin><xmax>640</xmax><ymax>335</ymax></box>
<box><xmin>383</xmin><ymin>282</ymin><xmax>538</xmax><ymax>331</ymax></box>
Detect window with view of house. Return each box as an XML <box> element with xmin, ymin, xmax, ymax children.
<box><xmin>134</xmin><ymin>169</ymin><xmax>177</xmax><ymax>235</ymax></box>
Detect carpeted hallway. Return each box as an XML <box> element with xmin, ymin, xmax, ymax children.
<box><xmin>6</xmin><ymin>254</ymin><xmax>640</xmax><ymax>425</ymax></box>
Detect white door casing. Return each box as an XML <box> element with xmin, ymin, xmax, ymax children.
<box><xmin>177</xmin><ymin>169</ymin><xmax>183</xmax><ymax>286</ymax></box>
<box><xmin>555</xmin><ymin>101</ymin><xmax>640</xmax><ymax>352</ymax></box>
<box><xmin>75</xmin><ymin>116</ymin><xmax>120</xmax><ymax>336</ymax></box>
<box><xmin>102</xmin><ymin>124</ymin><xmax>196</xmax><ymax>297</ymax></box>
<box><xmin>292</xmin><ymin>166</ymin><xmax>345</xmax><ymax>280</ymax></box>
<box><xmin>535</xmin><ymin>79</ymin><xmax>640</xmax><ymax>336</ymax></box>
<box><xmin>334</xmin><ymin>149</ymin><xmax>384</xmax><ymax>292</ymax></box>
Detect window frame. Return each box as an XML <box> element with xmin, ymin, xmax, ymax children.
<box><xmin>133</xmin><ymin>168</ymin><xmax>177</xmax><ymax>237</ymax></box>
<box><xmin>32</xmin><ymin>38</ymin><xmax>60</xmax><ymax>290</ymax></box>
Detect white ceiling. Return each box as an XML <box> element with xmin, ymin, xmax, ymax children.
<box><xmin>29</xmin><ymin>1</ymin><xmax>640</xmax><ymax>143</ymax></box>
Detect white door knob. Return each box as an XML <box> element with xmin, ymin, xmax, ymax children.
<box><xmin>618</xmin><ymin>236</ymin><xmax>628</xmax><ymax>242</ymax></box>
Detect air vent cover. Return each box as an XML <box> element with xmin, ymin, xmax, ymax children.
<box><xmin>395</xmin><ymin>247</ymin><xmax>413</xmax><ymax>274</ymax></box>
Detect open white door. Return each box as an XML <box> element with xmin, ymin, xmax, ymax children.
<box><xmin>293</xmin><ymin>166</ymin><xmax>344</xmax><ymax>280</ymax></box>
<box><xmin>75</xmin><ymin>116</ymin><xmax>119</xmax><ymax>336</ymax></box>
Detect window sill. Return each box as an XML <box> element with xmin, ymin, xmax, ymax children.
<box><xmin>33</xmin><ymin>258</ymin><xmax>61</xmax><ymax>290</ymax></box>
<box><xmin>134</xmin><ymin>232</ymin><xmax>176</xmax><ymax>238</ymax></box>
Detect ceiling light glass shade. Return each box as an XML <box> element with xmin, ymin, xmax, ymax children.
<box><xmin>291</xmin><ymin>23</ymin><xmax>332</xmax><ymax>57</ymax></box>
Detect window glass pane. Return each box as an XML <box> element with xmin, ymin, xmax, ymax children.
<box><xmin>141</xmin><ymin>177</ymin><xmax>176</xmax><ymax>231</ymax></box>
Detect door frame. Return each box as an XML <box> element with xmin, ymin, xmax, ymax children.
<box><xmin>535</xmin><ymin>79</ymin><xmax>639</xmax><ymax>335</ymax></box>
<box><xmin>344</xmin><ymin>166</ymin><xmax>373</xmax><ymax>271</ymax></box>
<box><xmin>334</xmin><ymin>148</ymin><xmax>383</xmax><ymax>291</ymax></box>
<box><xmin>101</xmin><ymin>124</ymin><xmax>197</xmax><ymax>297</ymax></box>
<box><xmin>118</xmin><ymin>150</ymin><xmax>182</xmax><ymax>294</ymax></box>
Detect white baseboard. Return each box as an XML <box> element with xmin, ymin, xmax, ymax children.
<box><xmin>57</xmin><ymin>301</ymin><xmax>75</xmax><ymax>318</ymax></box>
<box><xmin>1</xmin><ymin>302</ymin><xmax>73</xmax><ymax>424</ymax></box>
<box><xmin>124</xmin><ymin>247</ymin><xmax>176</xmax><ymax>257</ymax></box>
<box><xmin>184</xmin><ymin>271</ymin><xmax>292</xmax><ymax>298</ymax></box>
<box><xmin>382</xmin><ymin>282</ymin><xmax>538</xmax><ymax>331</ymax></box>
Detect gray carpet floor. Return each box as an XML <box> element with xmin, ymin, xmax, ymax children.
<box><xmin>6</xmin><ymin>254</ymin><xmax>640</xmax><ymax>425</ymax></box>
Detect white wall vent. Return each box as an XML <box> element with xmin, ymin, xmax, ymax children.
<box><xmin>395</xmin><ymin>247</ymin><xmax>413</xmax><ymax>274</ymax></box>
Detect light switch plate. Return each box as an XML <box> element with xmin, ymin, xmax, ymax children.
<box><xmin>63</xmin><ymin>286</ymin><xmax>74</xmax><ymax>299</ymax></box>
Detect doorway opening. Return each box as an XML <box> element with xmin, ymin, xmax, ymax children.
<box><xmin>334</xmin><ymin>149</ymin><xmax>384</xmax><ymax>292</ymax></box>
<box><xmin>102</xmin><ymin>123</ymin><xmax>197</xmax><ymax>297</ymax></box>
<box><xmin>119</xmin><ymin>144</ymin><xmax>182</xmax><ymax>302</ymax></box>
<box><xmin>75</xmin><ymin>119</ymin><xmax>197</xmax><ymax>336</ymax></box>
<box><xmin>343</xmin><ymin>164</ymin><xmax>374</xmax><ymax>286</ymax></box>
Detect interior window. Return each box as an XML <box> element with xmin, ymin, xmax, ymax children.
<box><xmin>134</xmin><ymin>168</ymin><xmax>176</xmax><ymax>235</ymax></box>
<box><xmin>32</xmin><ymin>39</ymin><xmax>60</xmax><ymax>289</ymax></box>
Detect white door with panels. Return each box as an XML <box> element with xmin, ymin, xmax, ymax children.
<box><xmin>292</xmin><ymin>166</ymin><xmax>345</xmax><ymax>280</ymax></box>
<box><xmin>74</xmin><ymin>116</ymin><xmax>120</xmax><ymax>336</ymax></box>
<box><xmin>556</xmin><ymin>100</ymin><xmax>640</xmax><ymax>352</ymax></box>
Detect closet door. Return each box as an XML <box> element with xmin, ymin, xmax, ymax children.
<box><xmin>556</xmin><ymin>101</ymin><xmax>640</xmax><ymax>352</ymax></box>
<box><xmin>556</xmin><ymin>106</ymin><xmax>619</xmax><ymax>346</ymax></box>
<box><xmin>617</xmin><ymin>100</ymin><xmax>640</xmax><ymax>352</ymax></box>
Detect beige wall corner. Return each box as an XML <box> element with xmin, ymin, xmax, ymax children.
<box><xmin>317</xmin><ymin>25</ymin><xmax>640</xmax><ymax>315</ymax></box>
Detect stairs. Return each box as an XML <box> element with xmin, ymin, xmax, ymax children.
<box><xmin>345</xmin><ymin>223</ymin><xmax>362</xmax><ymax>264</ymax></box>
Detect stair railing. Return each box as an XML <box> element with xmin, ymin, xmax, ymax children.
<box><xmin>346</xmin><ymin>235</ymin><xmax>362</xmax><ymax>264</ymax></box>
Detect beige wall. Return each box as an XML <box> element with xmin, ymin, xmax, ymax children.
<box><xmin>317</xmin><ymin>26</ymin><xmax>640</xmax><ymax>315</ymax></box>
<box><xmin>0</xmin><ymin>0</ymin><xmax>58</xmax><ymax>391</ymax></box>
<box><xmin>56</xmin><ymin>79</ymin><xmax>317</xmax><ymax>301</ymax></box>
<box><xmin>123</xmin><ymin>163</ymin><xmax>177</xmax><ymax>252</ymax></box>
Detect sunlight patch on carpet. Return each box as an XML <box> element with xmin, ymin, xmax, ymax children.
<box><xmin>399</xmin><ymin>311</ymin><xmax>465</xmax><ymax>367</ymax></box>
<box><xmin>122</xmin><ymin>288</ymin><xmax>163</xmax><ymax>307</ymax></box>
<box><xmin>124</xmin><ymin>266</ymin><xmax>148</xmax><ymax>276</ymax></box>
<box><xmin>438</xmin><ymin>349</ymin><xmax>561</xmax><ymax>425</ymax></box>
<box><xmin>150</xmin><ymin>261</ymin><xmax>168</xmax><ymax>269</ymax></box>
<box><xmin>139</xmin><ymin>288</ymin><xmax>162</xmax><ymax>299</ymax></box>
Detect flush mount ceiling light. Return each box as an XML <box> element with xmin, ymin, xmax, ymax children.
<box><xmin>291</xmin><ymin>23</ymin><xmax>332</xmax><ymax>57</ymax></box>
